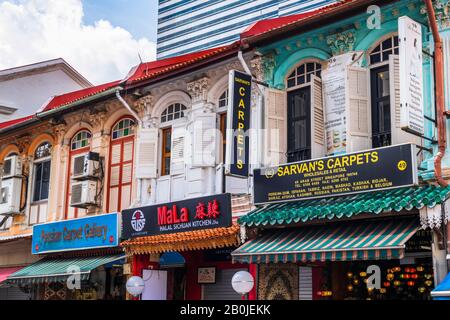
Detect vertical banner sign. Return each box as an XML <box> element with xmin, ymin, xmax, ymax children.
<box><xmin>399</xmin><ymin>16</ymin><xmax>424</xmax><ymax>135</ymax></box>
<box><xmin>322</xmin><ymin>52</ymin><xmax>363</xmax><ymax>156</ymax></box>
<box><xmin>225</xmin><ymin>70</ymin><xmax>252</xmax><ymax>177</ymax></box>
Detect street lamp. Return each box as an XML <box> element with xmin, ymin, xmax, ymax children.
<box><xmin>231</xmin><ymin>271</ymin><xmax>254</xmax><ymax>299</ymax></box>
<box><xmin>126</xmin><ymin>276</ymin><xmax>145</xmax><ymax>297</ymax></box>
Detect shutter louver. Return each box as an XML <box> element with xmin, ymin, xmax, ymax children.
<box><xmin>170</xmin><ymin>124</ymin><xmax>187</xmax><ymax>175</ymax></box>
<box><xmin>135</xmin><ymin>128</ymin><xmax>158</xmax><ymax>178</ymax></box>
<box><xmin>299</xmin><ymin>267</ymin><xmax>313</xmax><ymax>300</ymax></box>
<box><xmin>111</xmin><ymin>144</ymin><xmax>121</xmax><ymax>165</ymax></box>
<box><xmin>310</xmin><ymin>75</ymin><xmax>325</xmax><ymax>159</ymax></box>
<box><xmin>346</xmin><ymin>66</ymin><xmax>371</xmax><ymax>152</ymax></box>
<box><xmin>264</xmin><ymin>88</ymin><xmax>286</xmax><ymax>166</ymax></box>
<box><xmin>390</xmin><ymin>54</ymin><xmax>422</xmax><ymax>146</ymax></box>
<box><xmin>192</xmin><ymin>114</ymin><xmax>216</xmax><ymax>167</ymax></box>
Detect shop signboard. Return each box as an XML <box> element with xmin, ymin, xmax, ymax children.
<box><xmin>399</xmin><ymin>16</ymin><xmax>424</xmax><ymax>135</ymax></box>
<box><xmin>225</xmin><ymin>70</ymin><xmax>252</xmax><ymax>178</ymax></box>
<box><xmin>32</xmin><ymin>213</ymin><xmax>120</xmax><ymax>254</ymax></box>
<box><xmin>254</xmin><ymin>144</ymin><xmax>417</xmax><ymax>205</ymax></box>
<box><xmin>122</xmin><ymin>193</ymin><xmax>232</xmax><ymax>239</ymax></box>
<box><xmin>322</xmin><ymin>51</ymin><xmax>363</xmax><ymax>155</ymax></box>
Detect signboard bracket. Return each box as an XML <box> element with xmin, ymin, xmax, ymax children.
<box><xmin>401</xmin><ymin>127</ymin><xmax>437</xmax><ymax>144</ymax></box>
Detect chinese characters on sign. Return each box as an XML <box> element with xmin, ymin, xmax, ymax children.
<box><xmin>122</xmin><ymin>193</ymin><xmax>232</xmax><ymax>238</ymax></box>
<box><xmin>253</xmin><ymin>144</ymin><xmax>417</xmax><ymax>205</ymax></box>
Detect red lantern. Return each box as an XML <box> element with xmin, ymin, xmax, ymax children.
<box><xmin>407</xmin><ymin>281</ymin><xmax>415</xmax><ymax>287</ymax></box>
<box><xmin>410</xmin><ymin>268</ymin><xmax>416</xmax><ymax>273</ymax></box>
<box><xmin>410</xmin><ymin>274</ymin><xmax>419</xmax><ymax>279</ymax></box>
<box><xmin>404</xmin><ymin>274</ymin><xmax>411</xmax><ymax>279</ymax></box>
<box><xmin>383</xmin><ymin>282</ymin><xmax>391</xmax><ymax>287</ymax></box>
<box><xmin>404</xmin><ymin>267</ymin><xmax>410</xmax><ymax>273</ymax></box>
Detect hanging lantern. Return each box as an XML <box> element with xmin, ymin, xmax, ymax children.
<box><xmin>383</xmin><ymin>281</ymin><xmax>391</xmax><ymax>287</ymax></box>
<box><xmin>347</xmin><ymin>272</ymin><xmax>353</xmax><ymax>278</ymax></box>
<box><xmin>353</xmin><ymin>279</ymin><xmax>359</xmax><ymax>285</ymax></box>
<box><xmin>367</xmin><ymin>287</ymin><xmax>374</xmax><ymax>293</ymax></box>
<box><xmin>404</xmin><ymin>274</ymin><xmax>411</xmax><ymax>279</ymax></box>
<box><xmin>404</xmin><ymin>267</ymin><xmax>410</xmax><ymax>273</ymax></box>
<box><xmin>394</xmin><ymin>281</ymin><xmax>401</xmax><ymax>286</ymax></box>
<box><xmin>425</xmin><ymin>280</ymin><xmax>433</xmax><ymax>287</ymax></box>
<box><xmin>347</xmin><ymin>285</ymin><xmax>354</xmax><ymax>292</ymax></box>
<box><xmin>416</xmin><ymin>266</ymin><xmax>425</xmax><ymax>272</ymax></box>
<box><xmin>393</xmin><ymin>267</ymin><xmax>401</xmax><ymax>272</ymax></box>
<box><xmin>386</xmin><ymin>273</ymin><xmax>395</xmax><ymax>281</ymax></box>
<box><xmin>424</xmin><ymin>274</ymin><xmax>432</xmax><ymax>280</ymax></box>
<box><xmin>410</xmin><ymin>274</ymin><xmax>419</xmax><ymax>280</ymax></box>
<box><xmin>410</xmin><ymin>268</ymin><xmax>416</xmax><ymax>273</ymax></box>
<box><xmin>407</xmin><ymin>281</ymin><xmax>415</xmax><ymax>287</ymax></box>
<box><xmin>400</xmin><ymin>274</ymin><xmax>405</xmax><ymax>279</ymax></box>
<box><xmin>363</xmin><ymin>279</ymin><xmax>368</xmax><ymax>284</ymax></box>
<box><xmin>380</xmin><ymin>288</ymin><xmax>387</xmax><ymax>294</ymax></box>
<box><xmin>360</xmin><ymin>272</ymin><xmax>367</xmax><ymax>277</ymax></box>
<box><xmin>418</xmin><ymin>287</ymin><xmax>426</xmax><ymax>293</ymax></box>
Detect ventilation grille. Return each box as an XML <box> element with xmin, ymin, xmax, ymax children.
<box><xmin>73</xmin><ymin>155</ymin><xmax>87</xmax><ymax>177</ymax></box>
<box><xmin>71</xmin><ymin>184</ymin><xmax>83</xmax><ymax>205</ymax></box>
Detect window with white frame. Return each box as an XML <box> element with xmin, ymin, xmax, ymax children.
<box><xmin>33</xmin><ymin>142</ymin><xmax>51</xmax><ymax>202</ymax></box>
<box><xmin>161</xmin><ymin>103</ymin><xmax>187</xmax><ymax>123</ymax></box>
<box><xmin>218</xmin><ymin>89</ymin><xmax>229</xmax><ymax>108</ymax></box>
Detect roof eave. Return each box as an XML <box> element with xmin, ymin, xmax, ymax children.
<box><xmin>242</xmin><ymin>0</ymin><xmax>397</xmax><ymax>47</ymax></box>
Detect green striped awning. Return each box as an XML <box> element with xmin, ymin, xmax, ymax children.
<box><xmin>232</xmin><ymin>218</ymin><xmax>418</xmax><ymax>263</ymax></box>
<box><xmin>7</xmin><ymin>254</ymin><xmax>125</xmax><ymax>285</ymax></box>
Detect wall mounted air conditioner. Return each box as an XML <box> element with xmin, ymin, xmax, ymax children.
<box><xmin>70</xmin><ymin>180</ymin><xmax>97</xmax><ymax>208</ymax></box>
<box><xmin>2</xmin><ymin>155</ymin><xmax>22</xmax><ymax>179</ymax></box>
<box><xmin>0</xmin><ymin>177</ymin><xmax>22</xmax><ymax>215</ymax></box>
<box><xmin>72</xmin><ymin>152</ymin><xmax>100</xmax><ymax>180</ymax></box>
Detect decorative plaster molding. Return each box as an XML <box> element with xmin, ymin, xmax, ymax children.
<box><xmin>187</xmin><ymin>77</ymin><xmax>210</xmax><ymax>103</ymax></box>
<box><xmin>250</xmin><ymin>56</ymin><xmax>264</xmax><ymax>82</ymax></box>
<box><xmin>134</xmin><ymin>94</ymin><xmax>154</xmax><ymax>117</ymax></box>
<box><xmin>326</xmin><ymin>30</ymin><xmax>356</xmax><ymax>56</ymax></box>
<box><xmin>89</xmin><ymin>111</ymin><xmax>107</xmax><ymax>131</ymax></box>
<box><xmin>420</xmin><ymin>204</ymin><xmax>446</xmax><ymax>229</ymax></box>
<box><xmin>262</xmin><ymin>53</ymin><xmax>276</xmax><ymax>83</ymax></box>
<box><xmin>421</xmin><ymin>1</ymin><xmax>450</xmax><ymax>30</ymax></box>
<box><xmin>15</xmin><ymin>135</ymin><xmax>31</xmax><ymax>154</ymax></box>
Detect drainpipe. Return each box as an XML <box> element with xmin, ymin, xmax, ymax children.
<box><xmin>424</xmin><ymin>0</ymin><xmax>448</xmax><ymax>188</ymax></box>
<box><xmin>115</xmin><ymin>89</ymin><xmax>143</xmax><ymax>207</ymax></box>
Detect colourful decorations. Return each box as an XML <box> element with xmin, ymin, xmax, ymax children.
<box><xmin>318</xmin><ymin>291</ymin><xmax>333</xmax><ymax>297</ymax></box>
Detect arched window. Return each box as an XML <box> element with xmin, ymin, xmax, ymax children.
<box><xmin>108</xmin><ymin>118</ymin><xmax>135</xmax><ymax>212</ymax></box>
<box><xmin>369</xmin><ymin>35</ymin><xmax>399</xmax><ymax>65</ymax></box>
<box><xmin>71</xmin><ymin>130</ymin><xmax>91</xmax><ymax>150</ymax></box>
<box><xmin>66</xmin><ymin>130</ymin><xmax>91</xmax><ymax>219</ymax></box>
<box><xmin>287</xmin><ymin>62</ymin><xmax>322</xmax><ymax>88</ymax></box>
<box><xmin>218</xmin><ymin>89</ymin><xmax>229</xmax><ymax>108</ymax></box>
<box><xmin>161</xmin><ymin>103</ymin><xmax>187</xmax><ymax>123</ymax></box>
<box><xmin>33</xmin><ymin>142</ymin><xmax>51</xmax><ymax>203</ymax></box>
<box><xmin>112</xmin><ymin>118</ymin><xmax>135</xmax><ymax>140</ymax></box>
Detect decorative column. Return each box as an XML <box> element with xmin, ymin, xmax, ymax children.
<box><xmin>186</xmin><ymin>77</ymin><xmax>216</xmax><ymax>197</ymax></box>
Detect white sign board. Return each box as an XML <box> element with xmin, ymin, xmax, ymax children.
<box><xmin>399</xmin><ymin>16</ymin><xmax>424</xmax><ymax>135</ymax></box>
<box><xmin>322</xmin><ymin>51</ymin><xmax>363</xmax><ymax>155</ymax></box>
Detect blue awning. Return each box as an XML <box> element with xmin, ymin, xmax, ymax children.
<box><xmin>431</xmin><ymin>272</ymin><xmax>450</xmax><ymax>300</ymax></box>
<box><xmin>159</xmin><ymin>252</ymin><xmax>185</xmax><ymax>268</ymax></box>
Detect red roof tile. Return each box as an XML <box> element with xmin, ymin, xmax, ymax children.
<box><xmin>41</xmin><ymin>80</ymin><xmax>121</xmax><ymax>112</ymax></box>
<box><xmin>241</xmin><ymin>0</ymin><xmax>355</xmax><ymax>40</ymax></box>
<box><xmin>0</xmin><ymin>115</ymin><xmax>34</xmax><ymax>130</ymax></box>
<box><xmin>125</xmin><ymin>41</ymin><xmax>240</xmax><ymax>84</ymax></box>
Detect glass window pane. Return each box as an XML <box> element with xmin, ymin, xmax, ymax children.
<box><xmin>287</xmin><ymin>78</ymin><xmax>295</xmax><ymax>88</ymax></box>
<box><xmin>298</xmin><ymin>64</ymin><xmax>305</xmax><ymax>74</ymax></box>
<box><xmin>382</xmin><ymin>51</ymin><xmax>391</xmax><ymax>61</ymax></box>
<box><xmin>306</xmin><ymin>63</ymin><xmax>315</xmax><ymax>72</ymax></box>
<box><xmin>382</xmin><ymin>37</ymin><xmax>392</xmax><ymax>50</ymax></box>
<box><xmin>370</xmin><ymin>54</ymin><xmax>381</xmax><ymax>65</ymax></box>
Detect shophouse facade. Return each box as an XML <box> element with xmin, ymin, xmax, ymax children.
<box><xmin>0</xmin><ymin>79</ymin><xmax>135</xmax><ymax>299</ymax></box>
<box><xmin>232</xmin><ymin>0</ymin><xmax>450</xmax><ymax>300</ymax></box>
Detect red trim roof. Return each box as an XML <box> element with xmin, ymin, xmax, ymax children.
<box><xmin>41</xmin><ymin>80</ymin><xmax>121</xmax><ymax>112</ymax></box>
<box><xmin>241</xmin><ymin>0</ymin><xmax>355</xmax><ymax>40</ymax></box>
<box><xmin>124</xmin><ymin>41</ymin><xmax>240</xmax><ymax>84</ymax></box>
<box><xmin>0</xmin><ymin>115</ymin><xmax>34</xmax><ymax>130</ymax></box>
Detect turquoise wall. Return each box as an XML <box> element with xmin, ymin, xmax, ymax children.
<box><xmin>257</xmin><ymin>0</ymin><xmax>447</xmax><ymax>178</ymax></box>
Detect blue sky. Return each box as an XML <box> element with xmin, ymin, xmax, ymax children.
<box><xmin>82</xmin><ymin>0</ymin><xmax>158</xmax><ymax>42</ymax></box>
<box><xmin>0</xmin><ymin>0</ymin><xmax>158</xmax><ymax>83</ymax></box>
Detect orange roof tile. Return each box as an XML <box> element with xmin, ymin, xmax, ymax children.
<box><xmin>121</xmin><ymin>224</ymin><xmax>240</xmax><ymax>255</ymax></box>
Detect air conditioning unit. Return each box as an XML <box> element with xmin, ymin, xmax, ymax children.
<box><xmin>72</xmin><ymin>152</ymin><xmax>100</xmax><ymax>180</ymax></box>
<box><xmin>0</xmin><ymin>177</ymin><xmax>22</xmax><ymax>215</ymax></box>
<box><xmin>70</xmin><ymin>180</ymin><xmax>97</xmax><ymax>208</ymax></box>
<box><xmin>2</xmin><ymin>155</ymin><xmax>22</xmax><ymax>179</ymax></box>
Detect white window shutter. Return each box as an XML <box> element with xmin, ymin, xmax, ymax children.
<box><xmin>135</xmin><ymin>128</ymin><xmax>158</xmax><ymax>178</ymax></box>
<box><xmin>346</xmin><ymin>66</ymin><xmax>371</xmax><ymax>152</ymax></box>
<box><xmin>192</xmin><ymin>114</ymin><xmax>216</xmax><ymax>167</ymax></box>
<box><xmin>170</xmin><ymin>123</ymin><xmax>187</xmax><ymax>175</ymax></box>
<box><xmin>310</xmin><ymin>75</ymin><xmax>326</xmax><ymax>159</ymax></box>
<box><xmin>264</xmin><ymin>88</ymin><xmax>287</xmax><ymax>166</ymax></box>
<box><xmin>390</xmin><ymin>55</ymin><xmax>422</xmax><ymax>146</ymax></box>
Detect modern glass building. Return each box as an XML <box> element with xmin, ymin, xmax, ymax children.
<box><xmin>157</xmin><ymin>0</ymin><xmax>338</xmax><ymax>59</ymax></box>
